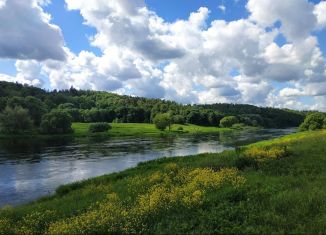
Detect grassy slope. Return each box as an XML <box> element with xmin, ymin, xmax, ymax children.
<box><xmin>1</xmin><ymin>130</ymin><xmax>326</xmax><ymax>234</ymax></box>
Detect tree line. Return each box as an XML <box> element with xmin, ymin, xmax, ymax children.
<box><xmin>0</xmin><ymin>81</ymin><xmax>306</xmax><ymax>134</ymax></box>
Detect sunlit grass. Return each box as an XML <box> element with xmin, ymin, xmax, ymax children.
<box><xmin>72</xmin><ymin>122</ymin><xmax>230</xmax><ymax>137</ymax></box>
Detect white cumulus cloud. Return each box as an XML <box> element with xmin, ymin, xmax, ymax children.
<box><xmin>1</xmin><ymin>0</ymin><xmax>326</xmax><ymax>111</ymax></box>
<box><xmin>0</xmin><ymin>0</ymin><xmax>66</xmax><ymax>61</ymax></box>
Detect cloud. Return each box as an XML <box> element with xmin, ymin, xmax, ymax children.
<box><xmin>314</xmin><ymin>1</ymin><xmax>326</xmax><ymax>29</ymax></box>
<box><xmin>1</xmin><ymin>0</ymin><xmax>326</xmax><ymax>111</ymax></box>
<box><xmin>247</xmin><ymin>0</ymin><xmax>316</xmax><ymax>42</ymax></box>
<box><xmin>0</xmin><ymin>60</ymin><xmax>44</xmax><ymax>86</ymax></box>
<box><xmin>0</xmin><ymin>0</ymin><xmax>6</xmax><ymax>8</ymax></box>
<box><xmin>218</xmin><ymin>5</ymin><xmax>226</xmax><ymax>13</ymax></box>
<box><xmin>65</xmin><ymin>0</ymin><xmax>184</xmax><ymax>61</ymax></box>
<box><xmin>0</xmin><ymin>0</ymin><xmax>66</xmax><ymax>61</ymax></box>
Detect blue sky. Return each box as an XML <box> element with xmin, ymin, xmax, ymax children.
<box><xmin>0</xmin><ymin>0</ymin><xmax>326</xmax><ymax>110</ymax></box>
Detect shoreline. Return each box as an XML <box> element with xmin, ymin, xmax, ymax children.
<box><xmin>0</xmin><ymin>123</ymin><xmax>235</xmax><ymax>139</ymax></box>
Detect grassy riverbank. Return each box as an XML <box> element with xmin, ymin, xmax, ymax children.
<box><xmin>73</xmin><ymin>123</ymin><xmax>231</xmax><ymax>137</ymax></box>
<box><xmin>0</xmin><ymin>123</ymin><xmax>231</xmax><ymax>139</ymax></box>
<box><xmin>1</xmin><ymin>130</ymin><xmax>326</xmax><ymax>234</ymax></box>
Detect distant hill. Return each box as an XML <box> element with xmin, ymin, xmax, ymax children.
<box><xmin>0</xmin><ymin>81</ymin><xmax>305</xmax><ymax>128</ymax></box>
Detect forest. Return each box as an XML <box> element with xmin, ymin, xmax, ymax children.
<box><xmin>0</xmin><ymin>81</ymin><xmax>305</xmax><ymax>134</ymax></box>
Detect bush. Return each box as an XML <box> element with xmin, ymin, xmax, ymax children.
<box><xmin>153</xmin><ymin>113</ymin><xmax>172</xmax><ymax>131</ymax></box>
<box><xmin>89</xmin><ymin>123</ymin><xmax>111</xmax><ymax>133</ymax></box>
<box><xmin>40</xmin><ymin>110</ymin><xmax>73</xmax><ymax>134</ymax></box>
<box><xmin>220</xmin><ymin>116</ymin><xmax>239</xmax><ymax>128</ymax></box>
<box><xmin>0</xmin><ymin>106</ymin><xmax>33</xmax><ymax>134</ymax></box>
<box><xmin>323</xmin><ymin>118</ymin><xmax>326</xmax><ymax>129</ymax></box>
<box><xmin>231</xmin><ymin>123</ymin><xmax>245</xmax><ymax>129</ymax></box>
<box><xmin>299</xmin><ymin>113</ymin><xmax>325</xmax><ymax>131</ymax></box>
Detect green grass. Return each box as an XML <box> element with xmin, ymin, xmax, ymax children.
<box><xmin>1</xmin><ymin>130</ymin><xmax>326</xmax><ymax>234</ymax></box>
<box><xmin>0</xmin><ymin>123</ymin><xmax>231</xmax><ymax>139</ymax></box>
<box><xmin>72</xmin><ymin>122</ymin><xmax>231</xmax><ymax>137</ymax></box>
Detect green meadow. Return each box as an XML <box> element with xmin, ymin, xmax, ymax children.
<box><xmin>0</xmin><ymin>123</ymin><xmax>231</xmax><ymax>139</ymax></box>
<box><xmin>72</xmin><ymin>122</ymin><xmax>231</xmax><ymax>137</ymax></box>
<box><xmin>1</xmin><ymin>130</ymin><xmax>326</xmax><ymax>234</ymax></box>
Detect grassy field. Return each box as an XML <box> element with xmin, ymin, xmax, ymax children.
<box><xmin>72</xmin><ymin>122</ymin><xmax>231</xmax><ymax>137</ymax></box>
<box><xmin>0</xmin><ymin>123</ymin><xmax>231</xmax><ymax>139</ymax></box>
<box><xmin>0</xmin><ymin>130</ymin><xmax>326</xmax><ymax>234</ymax></box>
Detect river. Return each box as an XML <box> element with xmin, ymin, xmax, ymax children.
<box><xmin>0</xmin><ymin>128</ymin><xmax>295</xmax><ymax>207</ymax></box>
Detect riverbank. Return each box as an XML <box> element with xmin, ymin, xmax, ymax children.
<box><xmin>0</xmin><ymin>130</ymin><xmax>325</xmax><ymax>234</ymax></box>
<box><xmin>73</xmin><ymin>123</ymin><xmax>232</xmax><ymax>137</ymax></box>
<box><xmin>0</xmin><ymin>123</ymin><xmax>232</xmax><ymax>139</ymax></box>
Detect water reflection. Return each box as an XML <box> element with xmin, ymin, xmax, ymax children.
<box><xmin>0</xmin><ymin>128</ymin><xmax>295</xmax><ymax>206</ymax></box>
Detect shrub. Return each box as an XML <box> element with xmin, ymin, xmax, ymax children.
<box><xmin>220</xmin><ymin>116</ymin><xmax>239</xmax><ymax>128</ymax></box>
<box><xmin>40</xmin><ymin>110</ymin><xmax>73</xmax><ymax>134</ymax></box>
<box><xmin>324</xmin><ymin>118</ymin><xmax>326</xmax><ymax>129</ymax></box>
<box><xmin>231</xmin><ymin>123</ymin><xmax>245</xmax><ymax>129</ymax></box>
<box><xmin>177</xmin><ymin>126</ymin><xmax>184</xmax><ymax>132</ymax></box>
<box><xmin>153</xmin><ymin>113</ymin><xmax>172</xmax><ymax>131</ymax></box>
<box><xmin>0</xmin><ymin>106</ymin><xmax>33</xmax><ymax>134</ymax></box>
<box><xmin>299</xmin><ymin>113</ymin><xmax>325</xmax><ymax>131</ymax></box>
<box><xmin>89</xmin><ymin>123</ymin><xmax>111</xmax><ymax>133</ymax></box>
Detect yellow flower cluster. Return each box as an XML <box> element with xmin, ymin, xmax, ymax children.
<box><xmin>46</xmin><ymin>164</ymin><xmax>245</xmax><ymax>234</ymax></box>
<box><xmin>0</xmin><ymin>218</ymin><xmax>12</xmax><ymax>235</ymax></box>
<box><xmin>0</xmin><ymin>210</ymin><xmax>57</xmax><ymax>235</ymax></box>
<box><xmin>242</xmin><ymin>146</ymin><xmax>288</xmax><ymax>163</ymax></box>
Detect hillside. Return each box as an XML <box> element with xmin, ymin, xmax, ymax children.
<box><xmin>0</xmin><ymin>81</ymin><xmax>304</xmax><ymax>128</ymax></box>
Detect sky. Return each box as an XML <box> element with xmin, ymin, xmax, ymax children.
<box><xmin>0</xmin><ymin>0</ymin><xmax>326</xmax><ymax>111</ymax></box>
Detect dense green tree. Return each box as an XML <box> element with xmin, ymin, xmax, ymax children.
<box><xmin>0</xmin><ymin>106</ymin><xmax>33</xmax><ymax>134</ymax></box>
<box><xmin>24</xmin><ymin>96</ymin><xmax>47</xmax><ymax>126</ymax></box>
<box><xmin>153</xmin><ymin>113</ymin><xmax>172</xmax><ymax>131</ymax></box>
<box><xmin>220</xmin><ymin>116</ymin><xmax>239</xmax><ymax>128</ymax></box>
<box><xmin>186</xmin><ymin>111</ymin><xmax>202</xmax><ymax>125</ymax></box>
<box><xmin>0</xmin><ymin>98</ymin><xmax>7</xmax><ymax>112</ymax></box>
<box><xmin>173</xmin><ymin>115</ymin><xmax>185</xmax><ymax>125</ymax></box>
<box><xmin>40</xmin><ymin>110</ymin><xmax>73</xmax><ymax>134</ymax></box>
<box><xmin>6</xmin><ymin>96</ymin><xmax>46</xmax><ymax>126</ymax></box>
<box><xmin>299</xmin><ymin>113</ymin><xmax>325</xmax><ymax>131</ymax></box>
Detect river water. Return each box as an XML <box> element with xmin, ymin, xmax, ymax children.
<box><xmin>0</xmin><ymin>128</ymin><xmax>295</xmax><ymax>207</ymax></box>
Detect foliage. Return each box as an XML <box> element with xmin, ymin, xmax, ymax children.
<box><xmin>299</xmin><ymin>112</ymin><xmax>325</xmax><ymax>131</ymax></box>
<box><xmin>40</xmin><ymin>110</ymin><xmax>73</xmax><ymax>134</ymax></box>
<box><xmin>0</xmin><ymin>81</ymin><xmax>307</xmax><ymax>130</ymax></box>
<box><xmin>177</xmin><ymin>126</ymin><xmax>184</xmax><ymax>132</ymax></box>
<box><xmin>231</xmin><ymin>123</ymin><xmax>246</xmax><ymax>129</ymax></box>
<box><xmin>88</xmin><ymin>123</ymin><xmax>111</xmax><ymax>133</ymax></box>
<box><xmin>172</xmin><ymin>115</ymin><xmax>185</xmax><ymax>124</ymax></box>
<box><xmin>219</xmin><ymin>116</ymin><xmax>239</xmax><ymax>128</ymax></box>
<box><xmin>0</xmin><ymin>106</ymin><xmax>33</xmax><ymax>134</ymax></box>
<box><xmin>201</xmin><ymin>103</ymin><xmax>305</xmax><ymax>128</ymax></box>
<box><xmin>153</xmin><ymin>113</ymin><xmax>172</xmax><ymax>131</ymax></box>
<box><xmin>6</xmin><ymin>96</ymin><xmax>46</xmax><ymax>126</ymax></box>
